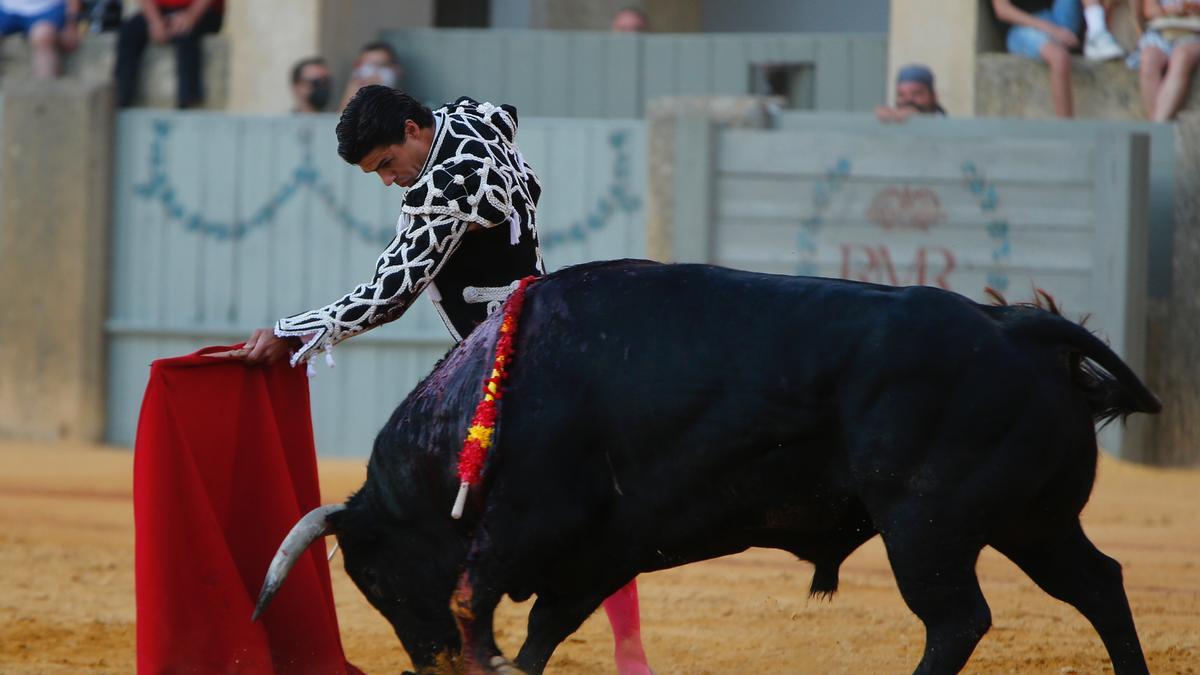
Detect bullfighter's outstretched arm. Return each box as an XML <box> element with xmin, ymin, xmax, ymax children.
<box><xmin>274</xmin><ymin>212</ymin><xmax>469</xmax><ymax>366</ymax></box>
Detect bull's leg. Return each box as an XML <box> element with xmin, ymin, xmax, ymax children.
<box><xmin>514</xmin><ymin>585</ymin><xmax>624</xmax><ymax>674</ymax></box>
<box><xmin>881</xmin><ymin>525</ymin><xmax>991</xmax><ymax>674</ymax></box>
<box><xmin>450</xmin><ymin>564</ymin><xmax>516</xmax><ymax>674</ymax></box>
<box><xmin>994</xmin><ymin>520</ymin><xmax>1148</xmax><ymax>675</ymax></box>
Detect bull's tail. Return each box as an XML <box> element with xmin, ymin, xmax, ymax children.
<box><xmin>1002</xmin><ymin>311</ymin><xmax>1162</xmax><ymax>426</ymax></box>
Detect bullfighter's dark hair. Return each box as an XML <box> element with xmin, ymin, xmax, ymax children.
<box><xmin>336</xmin><ymin>85</ymin><xmax>434</xmax><ymax>165</ymax></box>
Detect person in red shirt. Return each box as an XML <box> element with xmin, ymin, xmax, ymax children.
<box><xmin>114</xmin><ymin>0</ymin><xmax>223</xmax><ymax>108</ymax></box>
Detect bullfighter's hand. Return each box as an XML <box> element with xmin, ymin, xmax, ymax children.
<box><xmin>239</xmin><ymin>328</ymin><xmax>295</xmax><ymax>366</ymax></box>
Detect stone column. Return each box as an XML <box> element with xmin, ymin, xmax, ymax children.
<box><xmin>226</xmin><ymin>0</ymin><xmax>434</xmax><ymax>114</ymax></box>
<box><xmin>0</xmin><ymin>81</ymin><xmax>114</xmax><ymax>442</ymax></box>
<box><xmin>888</xmin><ymin>0</ymin><xmax>999</xmax><ymax>117</ymax></box>
<box><xmin>645</xmin><ymin>96</ymin><xmax>777</xmax><ymax>262</ymax></box>
<box><xmin>1146</xmin><ymin>112</ymin><xmax>1200</xmax><ymax>466</ymax></box>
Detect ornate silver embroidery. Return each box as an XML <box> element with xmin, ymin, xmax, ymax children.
<box><xmin>275</xmin><ymin>212</ymin><xmax>468</xmax><ymax>365</ymax></box>
<box><xmin>274</xmin><ymin>99</ymin><xmax>541</xmax><ymax>366</ymax></box>
<box><xmin>463</xmin><ymin>281</ymin><xmax>522</xmax><ymax>316</ymax></box>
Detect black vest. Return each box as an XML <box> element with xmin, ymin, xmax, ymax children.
<box><xmin>402</xmin><ymin>97</ymin><xmax>545</xmax><ymax>340</ymax></box>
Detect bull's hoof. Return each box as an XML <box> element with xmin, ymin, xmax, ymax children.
<box><xmin>488</xmin><ymin>655</ymin><xmax>526</xmax><ymax>674</ymax></box>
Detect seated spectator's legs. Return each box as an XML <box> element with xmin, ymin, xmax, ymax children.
<box><xmin>1155</xmin><ymin>41</ymin><xmax>1200</xmax><ymax>122</ymax></box>
<box><xmin>1048</xmin><ymin>0</ymin><xmax>1083</xmax><ymax>36</ymax></box>
<box><xmin>115</xmin><ymin>12</ymin><xmax>149</xmax><ymax>107</ymax></box>
<box><xmin>1005</xmin><ymin>17</ymin><xmax>1053</xmax><ymax>61</ymax></box>
<box><xmin>28</xmin><ymin>19</ymin><xmax>60</xmax><ymax>79</ymax></box>
<box><xmin>171</xmin><ymin>8</ymin><xmax>222</xmax><ymax>108</ymax></box>
<box><xmin>1007</xmin><ymin>10</ymin><xmax>1076</xmax><ymax>118</ymax></box>
<box><xmin>1139</xmin><ymin>45</ymin><xmax>1169</xmax><ymax>119</ymax></box>
<box><xmin>0</xmin><ymin>4</ymin><xmax>68</xmax><ymax>79</ymax></box>
<box><xmin>1041</xmin><ymin>41</ymin><xmax>1074</xmax><ymax>118</ymax></box>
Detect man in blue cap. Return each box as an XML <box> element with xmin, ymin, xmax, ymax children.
<box><xmin>875</xmin><ymin>63</ymin><xmax>947</xmax><ymax>122</ymax></box>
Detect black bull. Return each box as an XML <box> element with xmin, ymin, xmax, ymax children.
<box><xmin>256</xmin><ymin>259</ymin><xmax>1160</xmax><ymax>674</ymax></box>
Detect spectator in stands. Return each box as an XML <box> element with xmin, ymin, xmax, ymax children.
<box><xmin>611</xmin><ymin>6</ymin><xmax>648</xmax><ymax>32</ymax></box>
<box><xmin>337</xmin><ymin>41</ymin><xmax>403</xmax><ymax>111</ymax></box>
<box><xmin>83</xmin><ymin>0</ymin><xmax>122</xmax><ymax>32</ymax></box>
<box><xmin>114</xmin><ymin>0</ymin><xmax>224</xmax><ymax>109</ymax></box>
<box><xmin>992</xmin><ymin>0</ymin><xmax>1126</xmax><ymax>117</ymax></box>
<box><xmin>0</xmin><ymin>0</ymin><xmax>82</xmax><ymax>79</ymax></box>
<box><xmin>875</xmin><ymin>63</ymin><xmax>947</xmax><ymax>122</ymax></box>
<box><xmin>290</xmin><ymin>56</ymin><xmax>332</xmax><ymax>114</ymax></box>
<box><xmin>1130</xmin><ymin>0</ymin><xmax>1200</xmax><ymax>121</ymax></box>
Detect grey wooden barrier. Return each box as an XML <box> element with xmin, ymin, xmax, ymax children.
<box><xmin>673</xmin><ymin>114</ymin><xmax>1151</xmax><ymax>459</ymax></box>
<box><xmin>380</xmin><ymin>30</ymin><xmax>887</xmax><ymax>117</ymax></box>
<box><xmin>776</xmin><ymin>112</ymin><xmax>1176</xmax><ymax>299</ymax></box>
<box><xmin>107</xmin><ymin>111</ymin><xmax>647</xmax><ymax>455</ymax></box>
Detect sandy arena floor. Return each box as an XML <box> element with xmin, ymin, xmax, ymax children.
<box><xmin>1</xmin><ymin>439</ymin><xmax>1198</xmax><ymax>674</ymax></box>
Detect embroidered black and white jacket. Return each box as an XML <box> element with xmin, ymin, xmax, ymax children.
<box><xmin>275</xmin><ymin>97</ymin><xmax>545</xmax><ymax>365</ymax></box>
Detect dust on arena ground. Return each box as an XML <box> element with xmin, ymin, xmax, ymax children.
<box><xmin>2</xmin><ymin>439</ymin><xmax>1197</xmax><ymax>674</ymax></box>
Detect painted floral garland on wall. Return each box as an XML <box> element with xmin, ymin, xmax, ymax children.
<box><xmin>134</xmin><ymin>120</ymin><xmax>640</xmax><ymax>253</ymax></box>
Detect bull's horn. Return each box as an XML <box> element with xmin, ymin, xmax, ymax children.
<box><xmin>252</xmin><ymin>503</ymin><xmax>346</xmax><ymax>621</ymax></box>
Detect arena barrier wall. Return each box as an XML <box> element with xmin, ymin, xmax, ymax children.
<box><xmin>379</xmin><ymin>30</ymin><xmax>887</xmax><ymax>117</ymax></box>
<box><xmin>773</xmin><ymin>112</ymin><xmax>1176</xmax><ymax>299</ymax></box>
<box><xmin>668</xmin><ymin>113</ymin><xmax>1151</xmax><ymax>460</ymax></box>
<box><xmin>105</xmin><ymin>111</ymin><xmax>647</xmax><ymax>454</ymax></box>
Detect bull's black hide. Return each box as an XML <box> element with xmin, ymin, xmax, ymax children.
<box><xmin>266</xmin><ymin>259</ymin><xmax>1160</xmax><ymax>675</ymax></box>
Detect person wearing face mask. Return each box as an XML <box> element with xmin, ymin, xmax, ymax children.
<box><xmin>290</xmin><ymin>56</ymin><xmax>333</xmax><ymax>114</ymax></box>
<box><xmin>337</xmin><ymin>41</ymin><xmax>403</xmax><ymax>111</ymax></box>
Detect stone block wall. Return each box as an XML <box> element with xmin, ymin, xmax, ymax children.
<box><xmin>976</xmin><ymin>54</ymin><xmax>1200</xmax><ymax>120</ymax></box>
<box><xmin>0</xmin><ymin>31</ymin><xmax>228</xmax><ymax>109</ymax></box>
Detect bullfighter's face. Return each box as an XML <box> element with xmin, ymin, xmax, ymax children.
<box><xmin>358</xmin><ymin>119</ymin><xmax>434</xmax><ymax>188</ymax></box>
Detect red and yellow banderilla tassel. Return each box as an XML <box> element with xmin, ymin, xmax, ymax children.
<box><xmin>451</xmin><ymin>276</ymin><xmax>538</xmax><ymax>519</ymax></box>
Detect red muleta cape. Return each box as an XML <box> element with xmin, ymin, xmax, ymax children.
<box><xmin>134</xmin><ymin>345</ymin><xmax>361</xmax><ymax>674</ymax></box>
